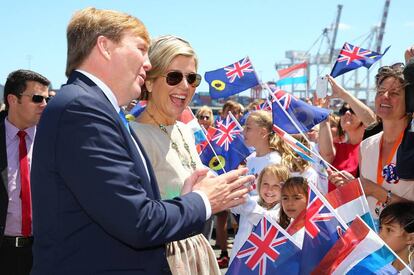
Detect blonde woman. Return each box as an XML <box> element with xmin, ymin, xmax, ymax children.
<box><xmin>131</xmin><ymin>35</ymin><xmax>220</xmax><ymax>274</ymax></box>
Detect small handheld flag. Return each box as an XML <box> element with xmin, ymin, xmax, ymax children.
<box><xmin>205</xmin><ymin>57</ymin><xmax>259</xmax><ymax>99</ymax></box>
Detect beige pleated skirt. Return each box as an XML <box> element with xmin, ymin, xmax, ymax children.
<box><xmin>166</xmin><ymin>233</ymin><xmax>220</xmax><ymax>275</ymax></box>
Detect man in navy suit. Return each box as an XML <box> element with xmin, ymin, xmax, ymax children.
<box><xmin>30</xmin><ymin>7</ymin><xmax>253</xmax><ymax>274</ymax></box>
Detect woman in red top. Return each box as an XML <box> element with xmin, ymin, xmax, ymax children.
<box><xmin>318</xmin><ymin>76</ymin><xmax>376</xmax><ymax>191</ymax></box>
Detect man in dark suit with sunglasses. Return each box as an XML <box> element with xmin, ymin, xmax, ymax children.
<box><xmin>0</xmin><ymin>69</ymin><xmax>50</xmax><ymax>275</ymax></box>
<box><xmin>30</xmin><ymin>8</ymin><xmax>252</xmax><ymax>274</ymax></box>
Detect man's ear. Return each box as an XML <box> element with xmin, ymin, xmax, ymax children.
<box><xmin>96</xmin><ymin>35</ymin><xmax>112</xmax><ymax>60</ymax></box>
<box><xmin>7</xmin><ymin>93</ymin><xmax>18</xmax><ymax>107</ymax></box>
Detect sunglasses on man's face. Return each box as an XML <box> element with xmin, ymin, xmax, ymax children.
<box><xmin>338</xmin><ymin>106</ymin><xmax>355</xmax><ymax>116</ymax></box>
<box><xmin>21</xmin><ymin>93</ymin><xmax>51</xmax><ymax>103</ymax></box>
<box><xmin>163</xmin><ymin>71</ymin><xmax>202</xmax><ymax>87</ymax></box>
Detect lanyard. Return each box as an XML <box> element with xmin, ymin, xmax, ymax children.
<box><xmin>376</xmin><ymin>131</ymin><xmax>404</xmax><ymax>185</ymax></box>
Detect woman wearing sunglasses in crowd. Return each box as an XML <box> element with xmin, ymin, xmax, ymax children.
<box><xmin>318</xmin><ymin>75</ymin><xmax>376</xmax><ymax>191</ymax></box>
<box><xmin>329</xmin><ymin>65</ymin><xmax>414</xmax><ymax>230</ymax></box>
<box><xmin>195</xmin><ymin>105</ymin><xmax>214</xmax><ymax>131</ymax></box>
<box><xmin>130</xmin><ymin>35</ymin><xmax>220</xmax><ymax>275</ymax></box>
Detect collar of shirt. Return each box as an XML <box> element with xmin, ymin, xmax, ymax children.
<box><xmin>76</xmin><ymin>69</ymin><xmax>120</xmax><ymax>113</ymax></box>
<box><xmin>4</xmin><ymin>117</ymin><xmax>36</xmax><ymax>142</ymax></box>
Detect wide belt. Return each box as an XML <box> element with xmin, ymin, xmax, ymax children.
<box><xmin>2</xmin><ymin>236</ymin><xmax>33</xmax><ymax>248</ymax></box>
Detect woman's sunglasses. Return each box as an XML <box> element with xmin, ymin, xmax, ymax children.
<box><xmin>20</xmin><ymin>94</ymin><xmax>51</xmax><ymax>103</ymax></box>
<box><xmin>338</xmin><ymin>106</ymin><xmax>355</xmax><ymax>116</ymax></box>
<box><xmin>197</xmin><ymin>115</ymin><xmax>210</xmax><ymax>120</ymax></box>
<box><xmin>163</xmin><ymin>71</ymin><xmax>202</xmax><ymax>87</ymax></box>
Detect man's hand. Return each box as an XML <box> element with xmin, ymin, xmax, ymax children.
<box><xmin>188</xmin><ymin>167</ymin><xmax>254</xmax><ymax>214</ymax></box>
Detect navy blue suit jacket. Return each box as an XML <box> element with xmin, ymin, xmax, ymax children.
<box><xmin>30</xmin><ymin>72</ymin><xmax>206</xmax><ymax>274</ymax></box>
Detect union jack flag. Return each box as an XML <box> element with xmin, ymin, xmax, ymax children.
<box><xmin>273</xmin><ymin>89</ymin><xmax>295</xmax><ymax>110</ymax></box>
<box><xmin>212</xmin><ymin>115</ymin><xmax>243</xmax><ymax>151</ymax></box>
<box><xmin>205</xmin><ymin>57</ymin><xmax>259</xmax><ymax>99</ymax></box>
<box><xmin>305</xmin><ymin>191</ymin><xmax>335</xmax><ymax>239</ymax></box>
<box><xmin>336</xmin><ymin>43</ymin><xmax>372</xmax><ymax>65</ymax></box>
<box><xmin>330</xmin><ymin>42</ymin><xmax>390</xmax><ymax>78</ymax></box>
<box><xmin>271</xmin><ymin>89</ymin><xmax>330</xmax><ymax>134</ymax></box>
<box><xmin>300</xmin><ymin>184</ymin><xmax>345</xmax><ymax>275</ymax></box>
<box><xmin>225</xmin><ymin>57</ymin><xmax>255</xmax><ymax>83</ymax></box>
<box><xmin>199</xmin><ymin>114</ymin><xmax>251</xmax><ymax>175</ymax></box>
<box><xmin>227</xmin><ymin>216</ymin><xmax>301</xmax><ymax>275</ymax></box>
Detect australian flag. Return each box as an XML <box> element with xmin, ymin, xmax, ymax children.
<box><xmin>271</xmin><ymin>89</ymin><xmax>330</xmax><ymax>134</ymax></box>
<box><xmin>205</xmin><ymin>57</ymin><xmax>259</xmax><ymax>99</ymax></box>
<box><xmin>199</xmin><ymin>114</ymin><xmax>251</xmax><ymax>175</ymax></box>
<box><xmin>227</xmin><ymin>216</ymin><xmax>301</xmax><ymax>275</ymax></box>
<box><xmin>330</xmin><ymin>42</ymin><xmax>390</xmax><ymax>78</ymax></box>
<box><xmin>300</xmin><ymin>183</ymin><xmax>345</xmax><ymax>275</ymax></box>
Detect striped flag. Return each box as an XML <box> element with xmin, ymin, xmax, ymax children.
<box><xmin>312</xmin><ymin>216</ymin><xmax>397</xmax><ymax>274</ymax></box>
<box><xmin>325</xmin><ymin>178</ymin><xmax>377</xmax><ymax>232</ymax></box>
<box><xmin>276</xmin><ymin>62</ymin><xmax>308</xmax><ymax>86</ymax></box>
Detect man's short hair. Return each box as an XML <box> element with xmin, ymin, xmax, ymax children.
<box><xmin>3</xmin><ymin>69</ymin><xmax>50</xmax><ymax>110</ymax></box>
<box><xmin>65</xmin><ymin>7</ymin><xmax>150</xmax><ymax>77</ymax></box>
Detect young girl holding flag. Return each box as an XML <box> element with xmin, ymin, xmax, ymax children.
<box><xmin>229</xmin><ymin>164</ymin><xmax>290</xmax><ymax>264</ymax></box>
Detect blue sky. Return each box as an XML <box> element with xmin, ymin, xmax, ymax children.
<box><xmin>1</xmin><ymin>0</ymin><xmax>413</xmax><ymax>95</ymax></box>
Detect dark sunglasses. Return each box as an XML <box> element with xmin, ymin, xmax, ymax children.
<box><xmin>197</xmin><ymin>115</ymin><xmax>210</xmax><ymax>120</ymax></box>
<box><xmin>20</xmin><ymin>94</ymin><xmax>50</xmax><ymax>103</ymax></box>
<box><xmin>163</xmin><ymin>71</ymin><xmax>202</xmax><ymax>87</ymax></box>
<box><xmin>338</xmin><ymin>106</ymin><xmax>355</xmax><ymax>116</ymax></box>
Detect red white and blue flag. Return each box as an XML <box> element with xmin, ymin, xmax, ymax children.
<box><xmin>225</xmin><ymin>57</ymin><xmax>256</xmax><ymax>83</ymax></box>
<box><xmin>271</xmin><ymin>89</ymin><xmax>330</xmax><ymax>134</ymax></box>
<box><xmin>199</xmin><ymin>114</ymin><xmax>251</xmax><ymax>175</ymax></box>
<box><xmin>276</xmin><ymin>62</ymin><xmax>308</xmax><ymax>86</ymax></box>
<box><xmin>325</xmin><ymin>178</ymin><xmax>377</xmax><ymax>232</ymax></box>
<box><xmin>179</xmin><ymin>107</ymin><xmax>207</xmax><ymax>153</ymax></box>
<box><xmin>300</xmin><ymin>183</ymin><xmax>345</xmax><ymax>275</ymax></box>
<box><xmin>330</xmin><ymin>42</ymin><xmax>390</xmax><ymax>78</ymax></box>
<box><xmin>205</xmin><ymin>57</ymin><xmax>259</xmax><ymax>99</ymax></box>
<box><xmin>312</xmin><ymin>216</ymin><xmax>398</xmax><ymax>275</ymax></box>
<box><xmin>227</xmin><ymin>216</ymin><xmax>301</xmax><ymax>275</ymax></box>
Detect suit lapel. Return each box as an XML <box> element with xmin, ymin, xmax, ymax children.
<box><xmin>67</xmin><ymin>72</ymin><xmax>160</xmax><ymax>199</ymax></box>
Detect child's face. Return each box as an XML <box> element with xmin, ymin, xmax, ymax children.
<box><xmin>379</xmin><ymin>221</ymin><xmax>412</xmax><ymax>254</ymax></box>
<box><xmin>281</xmin><ymin>189</ymin><xmax>307</xmax><ymax>219</ymax></box>
<box><xmin>243</xmin><ymin>117</ymin><xmax>267</xmax><ymax>148</ymax></box>
<box><xmin>259</xmin><ymin>173</ymin><xmax>282</xmax><ymax>205</ymax></box>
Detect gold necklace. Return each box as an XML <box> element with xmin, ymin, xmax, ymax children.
<box><xmin>146</xmin><ymin>110</ymin><xmax>197</xmax><ymax>171</ymax></box>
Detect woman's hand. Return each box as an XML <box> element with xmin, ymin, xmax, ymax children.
<box><xmin>326</xmin><ymin>75</ymin><xmax>347</xmax><ymax>99</ymax></box>
<box><xmin>327</xmin><ymin>169</ymin><xmax>355</xmax><ymax>187</ymax></box>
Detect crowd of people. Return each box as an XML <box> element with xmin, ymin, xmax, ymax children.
<box><xmin>0</xmin><ymin>6</ymin><xmax>413</xmax><ymax>275</ymax></box>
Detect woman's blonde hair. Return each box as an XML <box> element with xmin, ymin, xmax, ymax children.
<box><xmin>195</xmin><ymin>105</ymin><xmax>214</xmax><ymax>128</ymax></box>
<box><xmin>140</xmin><ymin>35</ymin><xmax>198</xmax><ymax>100</ymax></box>
<box><xmin>257</xmin><ymin>164</ymin><xmax>290</xmax><ymax>209</ymax></box>
<box><xmin>66</xmin><ymin>7</ymin><xmax>149</xmax><ymax>77</ymax></box>
<box><xmin>285</xmin><ymin>134</ymin><xmax>311</xmax><ymax>173</ymax></box>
